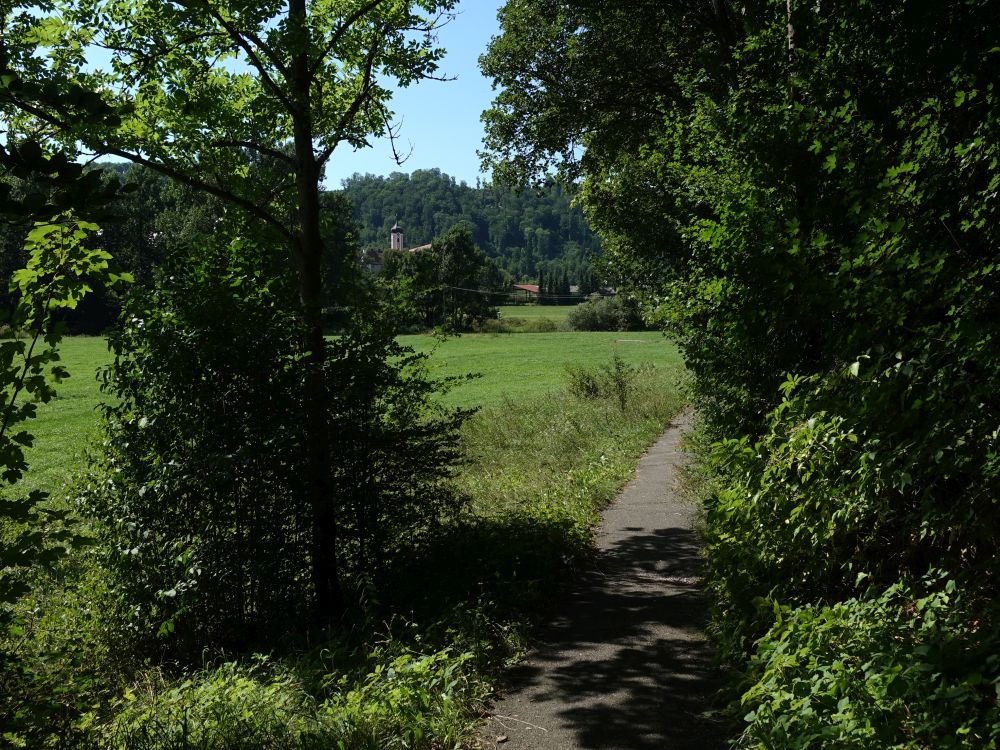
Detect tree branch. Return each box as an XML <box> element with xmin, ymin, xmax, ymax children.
<box><xmin>381</xmin><ymin>107</ymin><xmax>412</xmax><ymax>166</ymax></box>
<box><xmin>176</xmin><ymin>0</ymin><xmax>296</xmax><ymax>113</ymax></box>
<box><xmin>102</xmin><ymin>146</ymin><xmax>295</xmax><ymax>245</ymax></box>
<box><xmin>209</xmin><ymin>139</ymin><xmax>295</xmax><ymax>164</ymax></box>
<box><xmin>317</xmin><ymin>34</ymin><xmax>381</xmax><ymax>166</ymax></box>
<box><xmin>310</xmin><ymin>0</ymin><xmax>388</xmax><ymax>78</ymax></box>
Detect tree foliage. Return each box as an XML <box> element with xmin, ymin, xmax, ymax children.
<box><xmin>85</xmin><ymin>233</ymin><xmax>469</xmax><ymax>657</ymax></box>
<box><xmin>483</xmin><ymin>0</ymin><xmax>1000</xmax><ymax>744</ymax></box>
<box><xmin>0</xmin><ymin>60</ymin><xmax>133</xmax><ymax>741</ymax></box>
<box><xmin>3</xmin><ymin>0</ymin><xmax>460</xmax><ymax>622</ymax></box>
<box><xmin>341</xmin><ymin>169</ymin><xmax>602</xmax><ymax>282</ymax></box>
<box><xmin>380</xmin><ymin>225</ymin><xmax>505</xmax><ymax>330</ymax></box>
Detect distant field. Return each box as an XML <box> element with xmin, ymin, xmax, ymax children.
<box><xmin>16</xmin><ymin>331</ymin><xmax>682</xmax><ymax>499</ymax></box>
<box><xmin>16</xmin><ymin>337</ymin><xmax>111</xmax><ymax>500</ymax></box>
<box><xmin>497</xmin><ymin>304</ymin><xmax>577</xmax><ymax>320</ymax></box>
<box><xmin>400</xmin><ymin>331</ymin><xmax>682</xmax><ymax>409</ymax></box>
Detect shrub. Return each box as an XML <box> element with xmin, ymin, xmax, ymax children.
<box><xmin>82</xmin><ymin>237</ymin><xmax>312</xmax><ymax>656</ymax></box>
<box><xmin>471</xmin><ymin>316</ymin><xmax>558</xmax><ymax>333</ymax></box>
<box><xmin>102</xmin><ymin>649</ymin><xmax>481</xmax><ymax>750</ymax></box>
<box><xmin>83</xmin><ymin>236</ymin><xmax>470</xmax><ymax>658</ymax></box>
<box><xmin>565</xmin><ymin>354</ymin><xmax>645</xmax><ymax>412</ymax></box>
<box><xmin>326</xmin><ymin>308</ymin><xmax>470</xmax><ymax>584</ymax></box>
<box><xmin>322</xmin><ymin>648</ymin><xmax>477</xmax><ymax>750</ymax></box>
<box><xmin>741</xmin><ymin>576</ymin><xmax>1000</xmax><ymax>750</ymax></box>
<box><xmin>565</xmin><ymin>295</ymin><xmax>644</xmax><ymax>331</ymax></box>
<box><xmin>104</xmin><ymin>661</ymin><xmax>331</xmax><ymax>750</ymax></box>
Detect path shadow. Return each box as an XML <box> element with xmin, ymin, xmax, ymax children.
<box><xmin>496</xmin><ymin>526</ymin><xmax>734</xmax><ymax>749</ymax></box>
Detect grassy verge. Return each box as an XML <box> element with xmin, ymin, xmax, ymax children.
<box><xmin>402</xmin><ymin>331</ymin><xmax>680</xmax><ymax>409</ymax></box>
<box><xmin>14</xmin><ymin>336</ymin><xmax>110</xmax><ymax>500</ymax></box>
<box><xmin>6</xmin><ymin>336</ymin><xmax>687</xmax><ymax>748</ymax></box>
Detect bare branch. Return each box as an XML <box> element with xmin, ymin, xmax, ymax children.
<box><xmin>382</xmin><ymin>108</ymin><xmax>413</xmax><ymax>166</ymax></box>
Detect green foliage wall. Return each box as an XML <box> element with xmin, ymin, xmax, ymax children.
<box><xmin>86</xmin><ymin>237</ymin><xmax>312</xmax><ymax>653</ymax></box>
<box><xmin>85</xmin><ymin>234</ymin><xmax>469</xmax><ymax>657</ymax></box>
<box><xmin>484</xmin><ymin>0</ymin><xmax>1000</xmax><ymax>745</ymax></box>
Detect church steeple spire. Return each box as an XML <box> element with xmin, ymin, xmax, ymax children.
<box><xmin>390</xmin><ymin>219</ymin><xmax>403</xmax><ymax>251</ymax></box>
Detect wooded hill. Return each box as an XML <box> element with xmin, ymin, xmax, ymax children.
<box><xmin>339</xmin><ymin>169</ymin><xmax>602</xmax><ymax>283</ymax></box>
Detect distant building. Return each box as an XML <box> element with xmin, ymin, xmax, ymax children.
<box><xmin>389</xmin><ymin>221</ymin><xmax>432</xmax><ymax>253</ymax></box>
<box><xmin>511</xmin><ymin>283</ymin><xmax>540</xmax><ymax>303</ymax></box>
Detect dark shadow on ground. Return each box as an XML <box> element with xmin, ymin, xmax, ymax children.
<box><xmin>380</xmin><ymin>511</ymin><xmax>592</xmax><ymax>666</ymax></box>
<box><xmin>496</xmin><ymin>526</ymin><xmax>734</xmax><ymax>749</ymax></box>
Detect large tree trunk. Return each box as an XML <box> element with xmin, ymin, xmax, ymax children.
<box><xmin>289</xmin><ymin>0</ymin><xmax>347</xmax><ymax>625</ymax></box>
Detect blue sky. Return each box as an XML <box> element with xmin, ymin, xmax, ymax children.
<box><xmin>325</xmin><ymin>0</ymin><xmax>505</xmax><ymax>187</ymax></box>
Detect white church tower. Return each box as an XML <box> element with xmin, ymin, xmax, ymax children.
<box><xmin>390</xmin><ymin>221</ymin><xmax>404</xmax><ymax>251</ymax></box>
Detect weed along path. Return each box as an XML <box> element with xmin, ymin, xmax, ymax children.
<box><xmin>480</xmin><ymin>412</ymin><xmax>732</xmax><ymax>749</ymax></box>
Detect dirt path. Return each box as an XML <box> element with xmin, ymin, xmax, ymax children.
<box><xmin>480</xmin><ymin>412</ymin><xmax>732</xmax><ymax>749</ymax></box>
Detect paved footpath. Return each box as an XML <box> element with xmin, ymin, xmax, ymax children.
<box><xmin>480</xmin><ymin>412</ymin><xmax>733</xmax><ymax>750</ymax></box>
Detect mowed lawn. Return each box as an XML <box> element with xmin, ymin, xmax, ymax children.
<box><xmin>17</xmin><ymin>331</ymin><xmax>682</xmax><ymax>499</ymax></box>
<box><xmin>496</xmin><ymin>304</ymin><xmax>576</xmax><ymax>321</ymax></box>
<box><xmin>17</xmin><ymin>336</ymin><xmax>112</xmax><ymax>500</ymax></box>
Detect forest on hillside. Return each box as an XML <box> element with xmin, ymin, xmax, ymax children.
<box><xmin>0</xmin><ymin>165</ymin><xmax>602</xmax><ymax>333</ymax></box>
<box><xmin>340</xmin><ymin>169</ymin><xmax>602</xmax><ymax>283</ymax></box>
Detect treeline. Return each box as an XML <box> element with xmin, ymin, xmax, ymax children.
<box><xmin>0</xmin><ymin>164</ymin><xmax>601</xmax><ymax>334</ymax></box>
<box><xmin>485</xmin><ymin>0</ymin><xmax>999</xmax><ymax>747</ymax></box>
<box><xmin>340</xmin><ymin>169</ymin><xmax>602</xmax><ymax>283</ymax></box>
<box><xmin>1</xmin><ymin>163</ymin><xmax>365</xmax><ymax>332</ymax></box>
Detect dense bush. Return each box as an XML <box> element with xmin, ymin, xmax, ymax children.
<box><xmin>472</xmin><ymin>315</ymin><xmax>558</xmax><ymax>333</ymax></box>
<box><xmin>484</xmin><ymin>0</ymin><xmax>999</xmax><ymax>744</ymax></box>
<box><xmin>84</xmin><ymin>236</ymin><xmax>469</xmax><ymax>658</ymax></box>
<box><xmin>742</xmin><ymin>576</ymin><xmax>1000</xmax><ymax>749</ymax></box>
<box><xmin>565</xmin><ymin>294</ymin><xmax>644</xmax><ymax>332</ymax></box>
<box><xmin>103</xmin><ymin>649</ymin><xmax>479</xmax><ymax>750</ymax></box>
<box><xmin>326</xmin><ymin>306</ymin><xmax>470</xmax><ymax>584</ymax></box>
<box><xmin>83</xmin><ymin>237</ymin><xmax>310</xmax><ymax>655</ymax></box>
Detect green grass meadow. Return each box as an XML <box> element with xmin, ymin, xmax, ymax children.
<box><xmin>402</xmin><ymin>330</ymin><xmax>681</xmax><ymax>408</ymax></box>
<box><xmin>496</xmin><ymin>304</ymin><xmax>575</xmax><ymax>320</ymax></box>
<box><xmin>17</xmin><ymin>337</ymin><xmax>111</xmax><ymax>500</ymax></box>
<box><xmin>20</xmin><ymin>332</ymin><xmax>681</xmax><ymax>500</ymax></box>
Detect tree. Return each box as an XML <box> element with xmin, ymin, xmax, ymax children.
<box><xmin>3</xmin><ymin>0</ymin><xmax>457</xmax><ymax>622</ymax></box>
<box><xmin>381</xmin><ymin>225</ymin><xmax>501</xmax><ymax>330</ymax></box>
<box><xmin>436</xmin><ymin>224</ymin><xmax>499</xmax><ymax>328</ymax></box>
<box><xmin>483</xmin><ymin>0</ymin><xmax>1000</xmax><ymax>743</ymax></box>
